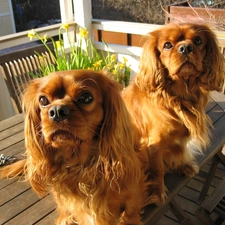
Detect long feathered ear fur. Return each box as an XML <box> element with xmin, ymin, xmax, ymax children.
<box><xmin>201</xmin><ymin>26</ymin><xmax>225</xmax><ymax>92</ymax></box>
<box><xmin>22</xmin><ymin>78</ymin><xmax>50</xmax><ymax>195</ymax></box>
<box><xmin>98</xmin><ymin>74</ymin><xmax>140</xmax><ymax>185</ymax></box>
<box><xmin>135</xmin><ymin>30</ymin><xmax>165</xmax><ymax>92</ymax></box>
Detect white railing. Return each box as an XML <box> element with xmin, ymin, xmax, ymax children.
<box><xmin>0</xmin><ymin>21</ymin><xmax>76</xmax><ymax>50</ymax></box>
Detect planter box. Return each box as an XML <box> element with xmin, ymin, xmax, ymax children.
<box><xmin>165</xmin><ymin>1</ymin><xmax>225</xmax><ymax>30</ymax></box>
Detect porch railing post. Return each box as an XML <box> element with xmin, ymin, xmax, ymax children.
<box><xmin>73</xmin><ymin>0</ymin><xmax>93</xmax><ymax>52</ymax></box>
<box><xmin>73</xmin><ymin>0</ymin><xmax>92</xmax><ymax>35</ymax></box>
<box><xmin>59</xmin><ymin>0</ymin><xmax>75</xmax><ymax>47</ymax></box>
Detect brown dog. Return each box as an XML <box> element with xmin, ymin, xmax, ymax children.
<box><xmin>122</xmin><ymin>23</ymin><xmax>225</xmax><ymax>205</ymax></box>
<box><xmin>1</xmin><ymin>70</ymin><xmax>149</xmax><ymax>225</ymax></box>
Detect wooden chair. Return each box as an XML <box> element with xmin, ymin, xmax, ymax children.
<box><xmin>0</xmin><ymin>43</ymin><xmax>55</xmax><ymax>114</ymax></box>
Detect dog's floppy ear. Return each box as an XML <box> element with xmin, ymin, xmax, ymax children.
<box><xmin>135</xmin><ymin>30</ymin><xmax>164</xmax><ymax>91</ymax></box>
<box><xmin>98</xmin><ymin>74</ymin><xmax>140</xmax><ymax>184</ymax></box>
<box><xmin>22</xmin><ymin>78</ymin><xmax>49</xmax><ymax>196</ymax></box>
<box><xmin>201</xmin><ymin>25</ymin><xmax>225</xmax><ymax>92</ymax></box>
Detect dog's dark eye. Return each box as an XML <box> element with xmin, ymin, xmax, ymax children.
<box><xmin>193</xmin><ymin>36</ymin><xmax>202</xmax><ymax>46</ymax></box>
<box><xmin>163</xmin><ymin>42</ymin><xmax>173</xmax><ymax>50</ymax></box>
<box><xmin>39</xmin><ymin>96</ymin><xmax>50</xmax><ymax>106</ymax></box>
<box><xmin>77</xmin><ymin>92</ymin><xmax>93</xmax><ymax>104</ymax></box>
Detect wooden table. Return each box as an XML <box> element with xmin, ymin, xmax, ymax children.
<box><xmin>0</xmin><ymin>91</ymin><xmax>225</xmax><ymax>225</ymax></box>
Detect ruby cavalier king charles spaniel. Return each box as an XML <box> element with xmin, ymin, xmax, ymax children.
<box><xmin>1</xmin><ymin>70</ymin><xmax>149</xmax><ymax>225</ymax></box>
<box><xmin>122</xmin><ymin>23</ymin><xmax>225</xmax><ymax>205</ymax></box>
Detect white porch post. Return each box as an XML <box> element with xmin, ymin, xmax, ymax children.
<box><xmin>59</xmin><ymin>0</ymin><xmax>93</xmax><ymax>50</ymax></box>
<box><xmin>73</xmin><ymin>0</ymin><xmax>93</xmax><ymax>54</ymax></box>
<box><xmin>59</xmin><ymin>0</ymin><xmax>75</xmax><ymax>46</ymax></box>
<box><xmin>73</xmin><ymin>0</ymin><xmax>92</xmax><ymax>36</ymax></box>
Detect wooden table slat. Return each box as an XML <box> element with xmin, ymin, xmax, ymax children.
<box><xmin>0</xmin><ymin>130</ymin><xmax>25</xmax><ymax>151</ymax></box>
<box><xmin>0</xmin><ymin>188</ymin><xmax>40</xmax><ymax>225</ymax></box>
<box><xmin>206</xmin><ymin>98</ymin><xmax>217</xmax><ymax>113</ymax></box>
<box><xmin>0</xmin><ymin>140</ymin><xmax>25</xmax><ymax>157</ymax></box>
<box><xmin>0</xmin><ymin>114</ymin><xmax>24</xmax><ymax>132</ymax></box>
<box><xmin>211</xmin><ymin>91</ymin><xmax>225</xmax><ymax>110</ymax></box>
<box><xmin>5</xmin><ymin>195</ymin><xmax>56</xmax><ymax>225</ymax></box>
<box><xmin>0</xmin><ymin>122</ymin><xmax>24</xmax><ymax>141</ymax></box>
<box><xmin>207</xmin><ymin>104</ymin><xmax>224</xmax><ymax>125</ymax></box>
<box><xmin>35</xmin><ymin>210</ymin><xmax>58</xmax><ymax>225</ymax></box>
<box><xmin>0</xmin><ymin>179</ymin><xmax>30</xmax><ymax>206</ymax></box>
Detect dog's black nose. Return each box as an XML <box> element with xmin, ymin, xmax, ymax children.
<box><xmin>178</xmin><ymin>44</ymin><xmax>193</xmax><ymax>55</ymax></box>
<box><xmin>48</xmin><ymin>105</ymin><xmax>70</xmax><ymax>122</ymax></box>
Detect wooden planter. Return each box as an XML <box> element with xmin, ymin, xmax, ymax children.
<box><xmin>165</xmin><ymin>1</ymin><xmax>225</xmax><ymax>30</ymax></box>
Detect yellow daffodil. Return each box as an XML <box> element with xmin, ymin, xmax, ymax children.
<box><xmin>40</xmin><ymin>34</ymin><xmax>48</xmax><ymax>43</ymax></box>
<box><xmin>38</xmin><ymin>55</ymin><xmax>47</xmax><ymax>66</ymax></box>
<box><xmin>110</xmin><ymin>54</ymin><xmax>116</xmax><ymax>62</ymax></box>
<box><xmin>119</xmin><ymin>63</ymin><xmax>125</xmax><ymax>69</ymax></box>
<box><xmin>112</xmin><ymin>69</ymin><xmax>119</xmax><ymax>75</ymax></box>
<box><xmin>93</xmin><ymin>60</ymin><xmax>102</xmax><ymax>68</ymax></box>
<box><xmin>123</xmin><ymin>57</ymin><xmax>128</xmax><ymax>63</ymax></box>
<box><xmin>106</xmin><ymin>64</ymin><xmax>112</xmax><ymax>70</ymax></box>
<box><xmin>79</xmin><ymin>27</ymin><xmax>89</xmax><ymax>39</ymax></box>
<box><xmin>38</xmin><ymin>55</ymin><xmax>44</xmax><ymax>60</ymax></box>
<box><xmin>114</xmin><ymin>64</ymin><xmax>119</xmax><ymax>69</ymax></box>
<box><xmin>61</xmin><ymin>23</ymin><xmax>69</xmax><ymax>30</ymax></box>
<box><xmin>55</xmin><ymin>41</ymin><xmax>61</xmax><ymax>49</ymax></box>
<box><xmin>27</xmin><ymin>29</ymin><xmax>36</xmax><ymax>40</ymax></box>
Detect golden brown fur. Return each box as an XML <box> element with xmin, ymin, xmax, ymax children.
<box><xmin>1</xmin><ymin>70</ymin><xmax>149</xmax><ymax>225</ymax></box>
<box><xmin>122</xmin><ymin>23</ymin><xmax>225</xmax><ymax>205</ymax></box>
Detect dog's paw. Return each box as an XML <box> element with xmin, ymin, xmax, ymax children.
<box><xmin>146</xmin><ymin>185</ymin><xmax>168</xmax><ymax>205</ymax></box>
<box><xmin>176</xmin><ymin>162</ymin><xmax>199</xmax><ymax>177</ymax></box>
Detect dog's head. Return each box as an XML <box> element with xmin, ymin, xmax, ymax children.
<box><xmin>136</xmin><ymin>23</ymin><xmax>225</xmax><ymax>93</ymax></box>
<box><xmin>23</xmin><ymin>70</ymin><xmax>138</xmax><ymax>194</ymax></box>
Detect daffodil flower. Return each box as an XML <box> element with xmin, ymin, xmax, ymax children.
<box><xmin>40</xmin><ymin>34</ymin><xmax>48</xmax><ymax>43</ymax></box>
<box><xmin>93</xmin><ymin>60</ymin><xmax>102</xmax><ymax>68</ymax></box>
<box><xmin>119</xmin><ymin>63</ymin><xmax>125</xmax><ymax>69</ymax></box>
<box><xmin>27</xmin><ymin>29</ymin><xmax>36</xmax><ymax>40</ymax></box>
<box><xmin>60</xmin><ymin>23</ymin><xmax>69</xmax><ymax>30</ymax></box>
<box><xmin>110</xmin><ymin>54</ymin><xmax>116</xmax><ymax>62</ymax></box>
<box><xmin>114</xmin><ymin>64</ymin><xmax>119</xmax><ymax>69</ymax></box>
<box><xmin>112</xmin><ymin>69</ymin><xmax>119</xmax><ymax>75</ymax></box>
<box><xmin>123</xmin><ymin>57</ymin><xmax>128</xmax><ymax>63</ymax></box>
<box><xmin>79</xmin><ymin>27</ymin><xmax>89</xmax><ymax>39</ymax></box>
<box><xmin>55</xmin><ymin>41</ymin><xmax>61</xmax><ymax>49</ymax></box>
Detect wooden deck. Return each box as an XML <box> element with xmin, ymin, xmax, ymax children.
<box><xmin>0</xmin><ymin>92</ymin><xmax>225</xmax><ymax>225</ymax></box>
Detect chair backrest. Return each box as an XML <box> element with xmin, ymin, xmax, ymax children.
<box><xmin>0</xmin><ymin>43</ymin><xmax>55</xmax><ymax>114</ymax></box>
